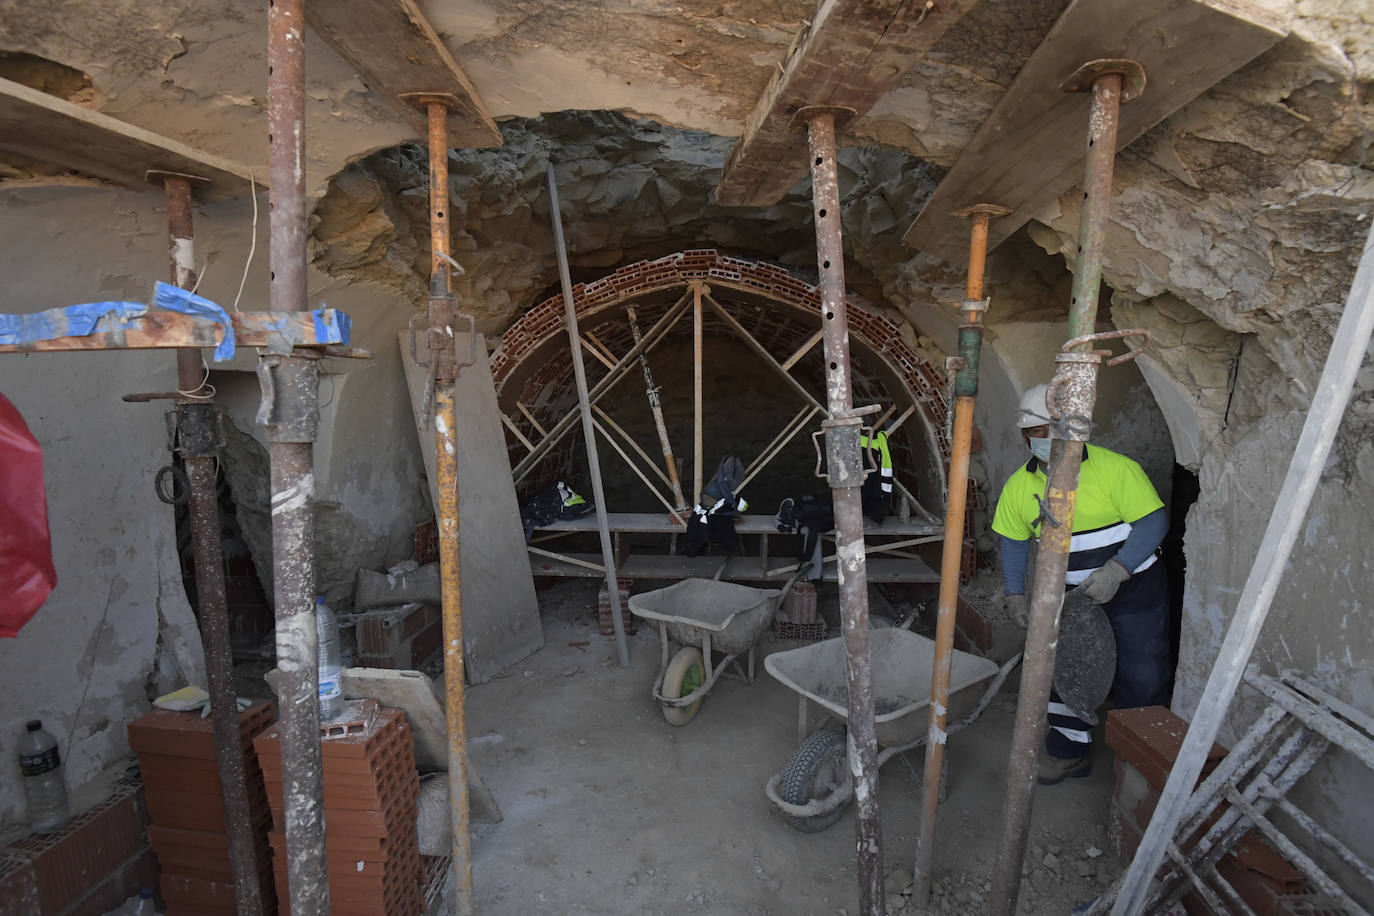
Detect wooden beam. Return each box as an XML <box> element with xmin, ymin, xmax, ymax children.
<box><xmin>515</xmin><ymin>401</ymin><xmax>548</xmax><ymax>437</ymax></box>
<box><xmin>738</xmin><ymin>405</ymin><xmax>822</xmax><ymax>494</ymax></box>
<box><xmin>0</xmin><ymin>308</ymin><xmax>350</xmax><ymax>355</ymax></box>
<box><xmin>580</xmin><ymin>333</ymin><xmax>618</xmax><ymax>371</ymax></box>
<box><xmin>0</xmin><ymin>77</ymin><xmax>255</xmax><ymax>202</ymax></box>
<box><xmin>500</xmin><ymin>412</ymin><xmax>538</xmax><ymax>453</ymax></box>
<box><xmin>782</xmin><ymin>328</ymin><xmax>825</xmax><ymax>371</ymax></box>
<box><xmin>901</xmin><ymin>0</ymin><xmax>1288</xmax><ymax>260</ymax></box>
<box><xmin>701</xmin><ymin>290</ymin><xmax>825</xmax><ymax>411</ymax></box>
<box><xmin>592</xmin><ymin>419</ymin><xmax>683</xmax><ymax>520</ymax></box>
<box><xmin>305</xmin><ymin>0</ymin><xmax>500</xmax><ymax>147</ymax></box>
<box><xmin>886</xmin><ymin>404</ymin><xmax>917</xmax><ymax>434</ymax></box>
<box><xmin>715</xmin><ymin>0</ymin><xmax>981</xmax><ymax>207</ymax></box>
<box><xmin>592</xmin><ymin>405</ymin><xmax>672</xmax><ymax>490</ymax></box>
<box><xmin>512</xmin><ymin>292</ymin><xmax>692</xmax><ymax>482</ymax></box>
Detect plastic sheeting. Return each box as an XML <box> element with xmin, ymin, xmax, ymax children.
<box><xmin>152</xmin><ymin>282</ymin><xmax>235</xmax><ymax>361</ymax></box>
<box><xmin>0</xmin><ymin>394</ymin><xmax>56</xmax><ymax>637</ymax></box>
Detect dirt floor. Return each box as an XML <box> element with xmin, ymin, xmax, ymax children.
<box><xmin>461</xmin><ymin>579</ymin><xmax>1122</xmax><ymax>915</ymax></box>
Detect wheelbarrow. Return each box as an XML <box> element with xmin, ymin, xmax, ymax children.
<box><xmin>629</xmin><ymin>575</ymin><xmax>800</xmax><ymax>726</ymax></box>
<box><xmin>763</xmin><ymin>627</ymin><xmax>1015</xmax><ymax>831</ymax></box>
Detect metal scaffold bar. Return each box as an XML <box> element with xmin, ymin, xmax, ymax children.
<box><xmin>408</xmin><ymin>94</ymin><xmax>478</xmax><ymax>915</ymax></box>
<box><xmin>547</xmin><ymin>163</ymin><xmax>631</xmax><ymax>669</ymax></box>
<box><xmin>801</xmin><ymin>105</ymin><xmax>885</xmax><ymax>916</ymax></box>
<box><xmin>263</xmin><ymin>0</ymin><xmax>328</xmax><ymax>910</ymax></box>
<box><xmin>912</xmin><ymin>202</ymin><xmax>1008</xmax><ymax>907</ymax></box>
<box><xmin>989</xmin><ymin>61</ymin><xmax>1142</xmax><ymax>916</ymax></box>
<box><xmin>158</xmin><ymin>173</ymin><xmax>265</xmax><ymax>916</ymax></box>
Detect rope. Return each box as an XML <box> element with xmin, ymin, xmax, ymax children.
<box><xmin>231</xmin><ymin>168</ymin><xmax>258</xmax><ymax>313</ymax></box>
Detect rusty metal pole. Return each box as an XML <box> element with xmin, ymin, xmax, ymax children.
<box><xmin>626</xmin><ymin>305</ymin><xmax>689</xmax><ymax>515</ymax></box>
<box><xmin>418</xmin><ymin>97</ymin><xmax>476</xmax><ymax>916</ymax></box>
<box><xmin>988</xmin><ymin>62</ymin><xmax>1140</xmax><ymax>916</ymax></box>
<box><xmin>159</xmin><ymin>174</ymin><xmax>265</xmax><ymax>916</ymax></box>
<box><xmin>912</xmin><ymin>203</ymin><xmax>1008</xmax><ymax>907</ymax></box>
<box><xmin>802</xmin><ymin>106</ymin><xmax>885</xmax><ymax>916</ymax></box>
<box><xmin>263</xmin><ymin>0</ymin><xmax>328</xmax><ymax>911</ymax></box>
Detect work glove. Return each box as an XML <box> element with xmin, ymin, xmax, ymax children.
<box><xmin>1080</xmin><ymin>559</ymin><xmax>1130</xmax><ymax>604</ymax></box>
<box><xmin>1003</xmin><ymin>594</ymin><xmax>1029</xmax><ymax>629</ymax></box>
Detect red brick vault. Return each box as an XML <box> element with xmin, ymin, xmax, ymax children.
<box><xmin>490</xmin><ymin>249</ymin><xmax>959</xmax><ymax>519</ymax></box>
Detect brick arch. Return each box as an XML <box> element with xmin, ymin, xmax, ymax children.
<box><xmin>490</xmin><ymin>249</ymin><xmax>953</xmax><ymax>508</ymax></box>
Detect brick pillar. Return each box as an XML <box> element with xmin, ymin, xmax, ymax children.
<box><xmin>598</xmin><ymin>579</ymin><xmax>633</xmax><ymax>637</ymax></box>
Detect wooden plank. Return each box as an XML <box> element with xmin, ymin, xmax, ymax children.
<box><xmin>531</xmin><ymin>512</ymin><xmax>942</xmax><ymax>537</ymax></box>
<box><xmin>716</xmin><ymin>0</ymin><xmax>981</xmax><ymax>207</ymax></box>
<box><xmin>702</xmin><ymin>290</ymin><xmax>825</xmax><ymax>411</ymax></box>
<box><xmin>0</xmin><ymin>77</ymin><xmax>256</xmax><ymax>201</ymax></box>
<box><xmin>901</xmin><ymin>0</ymin><xmax>1288</xmax><ymax>260</ymax></box>
<box><xmin>524</xmin><ymin>551</ymin><xmax>939</xmax><ymax>584</ymax></box>
<box><xmin>305</xmin><ymin>0</ymin><xmax>500</xmax><ymax>147</ymax></box>
<box><xmin>0</xmin><ymin>308</ymin><xmax>349</xmax><ymax>355</ymax></box>
<box><xmin>399</xmin><ymin>331</ymin><xmax>544</xmax><ymax>683</ymax></box>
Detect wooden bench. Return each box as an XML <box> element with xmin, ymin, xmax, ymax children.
<box><xmin>527</xmin><ymin>512</ymin><xmax>943</xmax><ymax>584</ymax></box>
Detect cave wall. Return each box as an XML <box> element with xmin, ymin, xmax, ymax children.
<box><xmin>0</xmin><ymin>185</ymin><xmax>425</xmax><ymax>831</ymax></box>
<box><xmin>0</xmin><ymin>187</ymin><xmax>198</xmax><ymax>830</ymax></box>
<box><xmin>0</xmin><ymin>0</ymin><xmax>1369</xmax><ymax>850</ymax></box>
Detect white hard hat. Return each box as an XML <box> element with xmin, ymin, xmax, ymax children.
<box><xmin>1015</xmin><ymin>383</ymin><xmax>1051</xmax><ymax>429</ymax></box>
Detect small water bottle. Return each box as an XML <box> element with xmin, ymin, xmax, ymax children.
<box><xmin>18</xmin><ymin>719</ymin><xmax>69</xmax><ymax>835</ymax></box>
<box><xmin>103</xmin><ymin>886</ymin><xmax>155</xmax><ymax>915</ymax></box>
<box><xmin>316</xmin><ymin>596</ymin><xmax>342</xmax><ymax>721</ymax></box>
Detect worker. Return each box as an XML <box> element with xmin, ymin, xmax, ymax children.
<box><xmin>991</xmin><ymin>383</ymin><xmax>1172</xmax><ymax>785</ymax></box>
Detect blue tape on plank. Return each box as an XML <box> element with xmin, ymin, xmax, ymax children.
<box><xmin>311</xmin><ymin>307</ymin><xmax>352</xmax><ymax>346</ymax></box>
<box><xmin>0</xmin><ymin>301</ymin><xmax>148</xmax><ymax>346</ymax></box>
<box><xmin>153</xmin><ymin>282</ymin><xmax>235</xmax><ymax>361</ymax></box>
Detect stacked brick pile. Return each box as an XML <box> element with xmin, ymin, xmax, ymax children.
<box><xmin>598</xmin><ymin>579</ymin><xmax>634</xmax><ymax>637</ymax></box>
<box><xmin>254</xmin><ymin>703</ymin><xmax>422</xmax><ymax>916</ymax></box>
<box><xmin>775</xmin><ymin>581</ymin><xmax>826</xmax><ymax>641</ymax></box>
<box><xmin>126</xmin><ymin>701</ymin><xmax>277</xmax><ymax>915</ymax></box>
<box><xmin>353</xmin><ymin>602</ymin><xmax>443</xmax><ymax>670</ymax></box>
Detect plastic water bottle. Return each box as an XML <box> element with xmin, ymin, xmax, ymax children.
<box><xmin>133</xmin><ymin>886</ymin><xmax>154</xmax><ymax>914</ymax></box>
<box><xmin>18</xmin><ymin>720</ymin><xmax>69</xmax><ymax>835</ymax></box>
<box><xmin>103</xmin><ymin>886</ymin><xmax>155</xmax><ymax>915</ymax></box>
<box><xmin>316</xmin><ymin>596</ymin><xmax>343</xmax><ymax>721</ymax></box>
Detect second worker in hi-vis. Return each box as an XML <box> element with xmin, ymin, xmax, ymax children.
<box><xmin>992</xmin><ymin>383</ymin><xmax>1172</xmax><ymax>786</ymax></box>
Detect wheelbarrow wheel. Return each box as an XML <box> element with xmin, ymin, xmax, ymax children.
<box><xmin>661</xmin><ymin>646</ymin><xmax>705</xmax><ymax>726</ymax></box>
<box><xmin>779</xmin><ymin>729</ymin><xmax>850</xmax><ymax>832</ymax></box>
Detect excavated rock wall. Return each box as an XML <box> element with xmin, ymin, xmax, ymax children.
<box><xmin>0</xmin><ymin>0</ymin><xmax>1370</xmax><ymax>850</ymax></box>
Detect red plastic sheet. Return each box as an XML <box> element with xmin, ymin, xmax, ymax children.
<box><xmin>0</xmin><ymin>394</ymin><xmax>56</xmax><ymax>636</ymax></box>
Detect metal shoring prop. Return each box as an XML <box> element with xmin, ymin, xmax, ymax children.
<box><xmin>408</xmin><ymin>92</ymin><xmax>478</xmax><ymax>915</ymax></box>
<box><xmin>547</xmin><ymin>163</ymin><xmax>631</xmax><ymax>668</ymax></box>
<box><xmin>626</xmin><ymin>304</ymin><xmax>689</xmax><ymax>517</ymax></box>
<box><xmin>912</xmin><ymin>202</ymin><xmax>1009</xmax><ymax>908</ymax></box>
<box><xmin>987</xmin><ymin>59</ymin><xmax>1144</xmax><ymax>916</ymax></box>
<box><xmin>154</xmin><ymin>172</ymin><xmax>265</xmax><ymax>916</ymax></box>
<box><xmin>263</xmin><ymin>0</ymin><xmax>328</xmax><ymax>909</ymax></box>
<box><xmin>800</xmin><ymin>104</ymin><xmax>885</xmax><ymax>916</ymax></box>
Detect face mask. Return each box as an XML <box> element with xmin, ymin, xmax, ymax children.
<box><xmin>1027</xmin><ymin>436</ymin><xmax>1053</xmax><ymax>464</ymax></box>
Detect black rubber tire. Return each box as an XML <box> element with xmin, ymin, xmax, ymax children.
<box><xmin>661</xmin><ymin>646</ymin><xmax>705</xmax><ymax>726</ymax></box>
<box><xmin>778</xmin><ymin>729</ymin><xmax>850</xmax><ymax>833</ymax></box>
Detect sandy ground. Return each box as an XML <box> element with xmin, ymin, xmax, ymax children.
<box><xmin>463</xmin><ymin>580</ymin><xmax>1121</xmax><ymax>915</ymax></box>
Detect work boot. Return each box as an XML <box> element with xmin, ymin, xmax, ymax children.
<box><xmin>1038</xmin><ymin>753</ymin><xmax>1091</xmax><ymax>785</ymax></box>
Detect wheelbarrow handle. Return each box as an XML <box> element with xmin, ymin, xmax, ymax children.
<box><xmin>778</xmin><ymin>563</ymin><xmax>811</xmax><ymax>604</ymax></box>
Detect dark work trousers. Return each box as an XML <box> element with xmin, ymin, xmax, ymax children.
<box><xmin>1046</xmin><ymin>561</ymin><xmax>1172</xmax><ymax>759</ymax></box>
